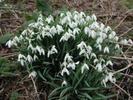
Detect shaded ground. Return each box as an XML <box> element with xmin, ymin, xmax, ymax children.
<box><xmin>0</xmin><ymin>0</ymin><xmax>133</xmax><ymax>100</ymax></box>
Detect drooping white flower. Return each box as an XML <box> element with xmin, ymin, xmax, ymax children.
<box><xmin>29</xmin><ymin>71</ymin><xmax>37</xmax><ymax>78</ymax></box>
<box><xmin>96</xmin><ymin>37</ymin><xmax>103</xmax><ymax>44</ymax></box>
<box><xmin>18</xmin><ymin>54</ymin><xmax>27</xmax><ymax>66</ymax></box>
<box><xmin>90</xmin><ymin>53</ymin><xmax>97</xmax><ymax>58</ymax></box>
<box><xmin>96</xmin><ymin>44</ymin><xmax>102</xmax><ymax>51</ymax></box>
<box><xmin>56</xmin><ymin>24</ymin><xmax>64</xmax><ymax>34</ymax></box>
<box><xmin>60</xmin><ymin>32</ymin><xmax>75</xmax><ymax>42</ymax></box>
<box><xmin>6</xmin><ymin>40</ymin><xmax>13</xmax><ymax>48</ymax></box>
<box><xmin>94</xmin><ymin>58</ymin><xmax>99</xmax><ymax>64</ymax></box>
<box><xmin>109</xmin><ymin>31</ymin><xmax>116</xmax><ymax>39</ymax></box>
<box><xmin>45</xmin><ymin>15</ymin><xmax>54</xmax><ymax>24</ymax></box>
<box><xmin>61</xmin><ymin>67</ymin><xmax>70</xmax><ymax>76</ymax></box>
<box><xmin>33</xmin><ymin>55</ymin><xmax>38</xmax><ymax>61</ymax></box>
<box><xmin>120</xmin><ymin>39</ymin><xmax>128</xmax><ymax>45</ymax></box>
<box><xmin>77</xmin><ymin>41</ymin><xmax>87</xmax><ymax>49</ymax></box>
<box><xmin>69</xmin><ymin>22</ymin><xmax>77</xmax><ymax>29</ymax></box>
<box><xmin>96</xmin><ymin>63</ymin><xmax>102</xmax><ymax>72</ymax></box>
<box><xmin>104</xmin><ymin>46</ymin><xmax>109</xmax><ymax>53</ymax></box>
<box><xmin>47</xmin><ymin>45</ymin><xmax>58</xmax><ymax>57</ymax></box>
<box><xmin>64</xmin><ymin>53</ymin><xmax>73</xmax><ymax>62</ymax></box>
<box><xmin>62</xmin><ymin>80</ymin><xmax>67</xmax><ymax>86</ymax></box>
<box><xmin>35</xmin><ymin>46</ymin><xmax>45</xmax><ymax>55</ymax></box>
<box><xmin>81</xmin><ymin>63</ymin><xmax>89</xmax><ymax>73</ymax></box>
<box><xmin>73</xmin><ymin>28</ymin><xmax>80</xmax><ymax>35</ymax></box>
<box><xmin>106</xmin><ymin>60</ymin><xmax>113</xmax><ymax>66</ymax></box>
<box><xmin>13</xmin><ymin>36</ymin><xmax>20</xmax><ymax>43</ymax></box>
<box><xmin>86</xmin><ymin>16</ymin><xmax>91</xmax><ymax>21</ymax></box>
<box><xmin>115</xmin><ymin>44</ymin><xmax>120</xmax><ymax>49</ymax></box>
<box><xmin>27</xmin><ymin>54</ymin><xmax>33</xmax><ymax>63</ymax></box>
<box><xmin>91</xmin><ymin>14</ymin><xmax>97</xmax><ymax>21</ymax></box>
<box><xmin>50</xmin><ymin>26</ymin><xmax>57</xmax><ymax>36</ymax></box>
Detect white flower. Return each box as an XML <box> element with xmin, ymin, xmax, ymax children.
<box><xmin>91</xmin><ymin>14</ymin><xmax>97</xmax><ymax>21</ymax></box>
<box><xmin>69</xmin><ymin>22</ymin><xmax>77</xmax><ymax>29</ymax></box>
<box><xmin>6</xmin><ymin>40</ymin><xmax>13</xmax><ymax>48</ymax></box>
<box><xmin>81</xmin><ymin>63</ymin><xmax>89</xmax><ymax>73</ymax></box>
<box><xmin>18</xmin><ymin>54</ymin><xmax>26</xmax><ymax>66</ymax></box>
<box><xmin>94</xmin><ymin>59</ymin><xmax>99</xmax><ymax>64</ymax></box>
<box><xmin>128</xmin><ymin>39</ymin><xmax>133</xmax><ymax>45</ymax></box>
<box><xmin>73</xmin><ymin>28</ymin><xmax>80</xmax><ymax>35</ymax></box>
<box><xmin>96</xmin><ymin>44</ymin><xmax>102</xmax><ymax>51</ymax></box>
<box><xmin>86</xmin><ymin>16</ymin><xmax>91</xmax><ymax>21</ymax></box>
<box><xmin>64</xmin><ymin>53</ymin><xmax>73</xmax><ymax>62</ymax></box>
<box><xmin>13</xmin><ymin>36</ymin><xmax>20</xmax><ymax>43</ymax></box>
<box><xmin>96</xmin><ymin>37</ymin><xmax>103</xmax><ymax>44</ymax></box>
<box><xmin>29</xmin><ymin>71</ymin><xmax>37</xmax><ymax>78</ymax></box>
<box><xmin>84</xmin><ymin>27</ymin><xmax>90</xmax><ymax>34</ymax></box>
<box><xmin>90</xmin><ymin>53</ymin><xmax>97</xmax><ymax>58</ymax></box>
<box><xmin>27</xmin><ymin>54</ymin><xmax>33</xmax><ymax>63</ymax></box>
<box><xmin>50</xmin><ymin>26</ymin><xmax>57</xmax><ymax>36</ymax></box>
<box><xmin>62</xmin><ymin>80</ymin><xmax>67</xmax><ymax>86</ymax></box>
<box><xmin>120</xmin><ymin>39</ymin><xmax>128</xmax><ymax>45</ymax></box>
<box><xmin>56</xmin><ymin>24</ymin><xmax>64</xmax><ymax>34</ymax></box>
<box><xmin>61</xmin><ymin>67</ymin><xmax>70</xmax><ymax>76</ymax></box>
<box><xmin>96</xmin><ymin>63</ymin><xmax>102</xmax><ymax>72</ymax></box>
<box><xmin>80</xmin><ymin>12</ymin><xmax>86</xmax><ymax>18</ymax></box>
<box><xmin>67</xmin><ymin>62</ymin><xmax>76</xmax><ymax>70</ymax></box>
<box><xmin>109</xmin><ymin>31</ymin><xmax>116</xmax><ymax>39</ymax></box>
<box><xmin>60</xmin><ymin>32</ymin><xmax>75</xmax><ymax>42</ymax></box>
<box><xmin>45</xmin><ymin>15</ymin><xmax>54</xmax><ymax>24</ymax></box>
<box><xmin>106</xmin><ymin>60</ymin><xmax>113</xmax><ymax>66</ymax></box>
<box><xmin>47</xmin><ymin>45</ymin><xmax>58</xmax><ymax>57</ymax></box>
<box><xmin>36</xmin><ymin>46</ymin><xmax>45</xmax><ymax>55</ymax></box>
<box><xmin>77</xmin><ymin>41</ymin><xmax>87</xmax><ymax>49</ymax></box>
<box><xmin>102</xmin><ymin>72</ymin><xmax>116</xmax><ymax>87</ymax></box>
<box><xmin>104</xmin><ymin>26</ymin><xmax>111</xmax><ymax>33</ymax></box>
<box><xmin>33</xmin><ymin>55</ymin><xmax>38</xmax><ymax>61</ymax></box>
<box><xmin>115</xmin><ymin>44</ymin><xmax>120</xmax><ymax>49</ymax></box>
<box><xmin>104</xmin><ymin>46</ymin><xmax>109</xmax><ymax>53</ymax></box>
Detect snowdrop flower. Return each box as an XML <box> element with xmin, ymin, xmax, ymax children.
<box><xmin>50</xmin><ymin>26</ymin><xmax>57</xmax><ymax>36</ymax></box>
<box><xmin>47</xmin><ymin>45</ymin><xmax>58</xmax><ymax>57</ymax></box>
<box><xmin>120</xmin><ymin>39</ymin><xmax>128</xmax><ymax>45</ymax></box>
<box><xmin>66</xmin><ymin>11</ymin><xmax>72</xmax><ymax>18</ymax></box>
<box><xmin>84</xmin><ymin>27</ymin><xmax>90</xmax><ymax>34</ymax></box>
<box><xmin>81</xmin><ymin>63</ymin><xmax>89</xmax><ymax>73</ymax></box>
<box><xmin>56</xmin><ymin>24</ymin><xmax>64</xmax><ymax>34</ymax></box>
<box><xmin>69</xmin><ymin>22</ymin><xmax>77</xmax><ymax>29</ymax></box>
<box><xmin>33</xmin><ymin>55</ymin><xmax>38</xmax><ymax>61</ymax></box>
<box><xmin>45</xmin><ymin>15</ymin><xmax>54</xmax><ymax>24</ymax></box>
<box><xmin>27</xmin><ymin>54</ymin><xmax>33</xmax><ymax>63</ymax></box>
<box><xmin>62</xmin><ymin>80</ymin><xmax>67</xmax><ymax>86</ymax></box>
<box><xmin>37</xmin><ymin>35</ymin><xmax>41</xmax><ymax>40</ymax></box>
<box><xmin>91</xmin><ymin>14</ymin><xmax>97</xmax><ymax>21</ymax></box>
<box><xmin>104</xmin><ymin>46</ymin><xmax>109</xmax><ymax>53</ymax></box>
<box><xmin>86</xmin><ymin>16</ymin><xmax>91</xmax><ymax>21</ymax></box>
<box><xmin>96</xmin><ymin>44</ymin><xmax>102</xmax><ymax>51</ymax></box>
<box><xmin>80</xmin><ymin>12</ymin><xmax>86</xmax><ymax>18</ymax></box>
<box><xmin>61</xmin><ymin>67</ymin><xmax>70</xmax><ymax>76</ymax></box>
<box><xmin>6</xmin><ymin>40</ymin><xmax>13</xmax><ymax>48</ymax></box>
<box><xmin>64</xmin><ymin>53</ymin><xmax>73</xmax><ymax>62</ymax></box>
<box><xmin>104</xmin><ymin>26</ymin><xmax>111</xmax><ymax>33</ymax></box>
<box><xmin>60</xmin><ymin>32</ymin><xmax>75</xmax><ymax>42</ymax></box>
<box><xmin>94</xmin><ymin>59</ymin><xmax>99</xmax><ymax>64</ymax></box>
<box><xmin>77</xmin><ymin>41</ymin><xmax>87</xmax><ymax>49</ymax></box>
<box><xmin>96</xmin><ymin>63</ymin><xmax>102</xmax><ymax>72</ymax></box>
<box><xmin>67</xmin><ymin>62</ymin><xmax>76</xmax><ymax>70</ymax></box>
<box><xmin>73</xmin><ymin>28</ymin><xmax>80</xmax><ymax>35</ymax></box>
<box><xmin>106</xmin><ymin>60</ymin><xmax>113</xmax><ymax>66</ymax></box>
<box><xmin>90</xmin><ymin>53</ymin><xmax>97</xmax><ymax>58</ymax></box>
<box><xmin>109</xmin><ymin>31</ymin><xmax>116</xmax><ymax>39</ymax></box>
<box><xmin>13</xmin><ymin>36</ymin><xmax>20</xmax><ymax>43</ymax></box>
<box><xmin>115</xmin><ymin>44</ymin><xmax>120</xmax><ymax>49</ymax></box>
<box><xmin>128</xmin><ymin>39</ymin><xmax>133</xmax><ymax>45</ymax></box>
<box><xmin>96</xmin><ymin>37</ymin><xmax>103</xmax><ymax>44</ymax></box>
<box><xmin>18</xmin><ymin>54</ymin><xmax>26</xmax><ymax>61</ymax></box>
<box><xmin>29</xmin><ymin>71</ymin><xmax>37</xmax><ymax>78</ymax></box>
<box><xmin>102</xmin><ymin>72</ymin><xmax>116</xmax><ymax>87</ymax></box>
<box><xmin>36</xmin><ymin>46</ymin><xmax>45</xmax><ymax>55</ymax></box>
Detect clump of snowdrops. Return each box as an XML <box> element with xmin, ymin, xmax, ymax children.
<box><xmin>6</xmin><ymin>11</ymin><xmax>133</xmax><ymax>99</ymax></box>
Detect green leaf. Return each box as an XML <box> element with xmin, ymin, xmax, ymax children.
<box><xmin>0</xmin><ymin>33</ymin><xmax>13</xmax><ymax>45</ymax></box>
<box><xmin>60</xmin><ymin>86</ymin><xmax>73</xmax><ymax>98</ymax></box>
<box><xmin>36</xmin><ymin>0</ymin><xmax>51</xmax><ymax>13</ymax></box>
<box><xmin>48</xmin><ymin>87</ymin><xmax>64</xmax><ymax>99</ymax></box>
<box><xmin>80</xmin><ymin>93</ymin><xmax>92</xmax><ymax>100</ymax></box>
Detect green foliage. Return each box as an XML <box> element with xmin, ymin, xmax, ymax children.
<box><xmin>121</xmin><ymin>0</ymin><xmax>133</xmax><ymax>9</ymax></box>
<box><xmin>0</xmin><ymin>33</ymin><xmax>13</xmax><ymax>45</ymax></box>
<box><xmin>0</xmin><ymin>57</ymin><xmax>18</xmax><ymax>76</ymax></box>
<box><xmin>36</xmin><ymin>0</ymin><xmax>52</xmax><ymax>14</ymax></box>
<box><xmin>10</xmin><ymin>91</ymin><xmax>20</xmax><ymax>100</ymax></box>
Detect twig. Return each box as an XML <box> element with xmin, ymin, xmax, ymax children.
<box><xmin>119</xmin><ymin>27</ymin><xmax>133</xmax><ymax>37</ymax></box>
<box><xmin>111</xmin><ymin>56</ymin><xmax>133</xmax><ymax>61</ymax></box>
<box><xmin>113</xmin><ymin>64</ymin><xmax>133</xmax><ymax>74</ymax></box>
<box><xmin>112</xmin><ymin>82</ymin><xmax>133</xmax><ymax>100</ymax></box>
